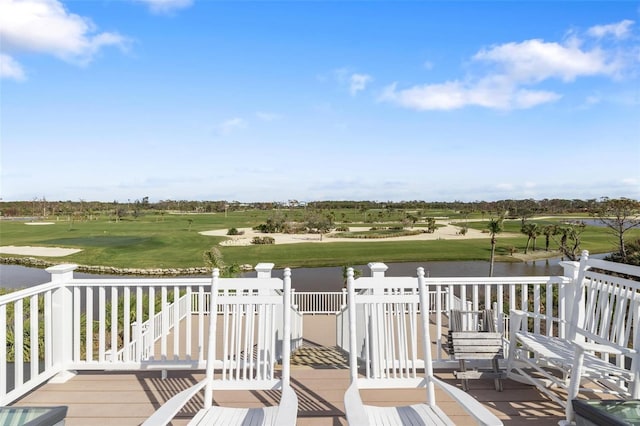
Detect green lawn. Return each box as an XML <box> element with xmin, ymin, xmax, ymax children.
<box><xmin>1</xmin><ymin>212</ymin><xmax>637</xmax><ymax>269</ymax></box>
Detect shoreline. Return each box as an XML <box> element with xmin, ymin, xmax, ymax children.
<box><xmin>1</xmin><ymin>248</ymin><xmax>564</xmax><ymax>277</ymax></box>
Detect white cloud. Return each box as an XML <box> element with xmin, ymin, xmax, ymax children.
<box><xmin>349</xmin><ymin>73</ymin><xmax>373</xmax><ymax>95</ymax></box>
<box><xmin>0</xmin><ymin>0</ymin><xmax>128</xmax><ymax>72</ymax></box>
<box><xmin>217</xmin><ymin>118</ymin><xmax>246</xmax><ymax>135</ymax></box>
<box><xmin>512</xmin><ymin>89</ymin><xmax>562</xmax><ymax>109</ymax></box>
<box><xmin>473</xmin><ymin>38</ymin><xmax>620</xmax><ymax>83</ymax></box>
<box><xmin>587</xmin><ymin>20</ymin><xmax>634</xmax><ymax>39</ymax></box>
<box><xmin>621</xmin><ymin>178</ymin><xmax>639</xmax><ymax>186</ymax></box>
<box><xmin>380</xmin><ymin>78</ymin><xmax>561</xmax><ymax>111</ymax></box>
<box><xmin>0</xmin><ymin>53</ymin><xmax>25</xmax><ymax>81</ymax></box>
<box><xmin>332</xmin><ymin>68</ymin><xmax>373</xmax><ymax>95</ymax></box>
<box><xmin>256</xmin><ymin>112</ymin><xmax>282</xmax><ymax>122</ymax></box>
<box><xmin>380</xmin><ymin>20</ymin><xmax>635</xmax><ymax>112</ymax></box>
<box><xmin>134</xmin><ymin>0</ymin><xmax>193</xmax><ymax>14</ymax></box>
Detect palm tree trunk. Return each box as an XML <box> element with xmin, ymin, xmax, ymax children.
<box><xmin>489</xmin><ymin>239</ymin><xmax>496</xmax><ymax>277</ymax></box>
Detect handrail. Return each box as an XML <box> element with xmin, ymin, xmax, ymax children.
<box><xmin>1</xmin><ymin>261</ymin><xmax>579</xmax><ymax>407</ymax></box>
<box><xmin>116</xmin><ymin>292</ymin><xmax>191</xmax><ymax>362</ymax></box>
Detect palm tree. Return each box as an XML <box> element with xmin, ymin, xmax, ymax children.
<box><xmin>520</xmin><ymin>223</ymin><xmax>539</xmax><ymax>254</ymax></box>
<box><xmin>488</xmin><ymin>218</ymin><xmax>503</xmax><ymax>277</ymax></box>
<box><xmin>541</xmin><ymin>225</ymin><xmax>556</xmax><ymax>251</ymax></box>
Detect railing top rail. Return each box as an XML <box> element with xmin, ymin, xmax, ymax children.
<box><xmin>350</xmin><ymin>275</ymin><xmax>565</xmax><ymax>289</ymax></box>
<box><xmin>68</xmin><ymin>277</ymin><xmax>213</xmax><ymax>287</ymax></box>
<box><xmin>424</xmin><ymin>276</ymin><xmax>567</xmax><ymax>284</ymax></box>
<box><xmin>0</xmin><ymin>281</ymin><xmax>61</xmax><ymax>304</ymax></box>
<box><xmin>353</xmin><ymin>276</ymin><xmax>417</xmax><ymax>289</ymax></box>
<box><xmin>586</xmin><ymin>257</ymin><xmax>640</xmax><ymax>278</ymax></box>
<box><xmin>215</xmin><ymin>277</ymin><xmax>283</xmax><ymax>290</ymax></box>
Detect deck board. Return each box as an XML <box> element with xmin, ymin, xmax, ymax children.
<box><xmin>11</xmin><ymin>314</ymin><xmax>568</xmax><ymax>425</ymax></box>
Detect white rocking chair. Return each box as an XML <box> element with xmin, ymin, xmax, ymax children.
<box><xmin>343</xmin><ymin>267</ymin><xmax>503</xmax><ymax>426</ymax></box>
<box><xmin>142</xmin><ymin>268</ymin><xmax>298</xmax><ymax>426</ymax></box>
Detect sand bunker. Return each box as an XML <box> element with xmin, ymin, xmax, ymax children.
<box><xmin>0</xmin><ymin>246</ymin><xmax>82</xmax><ymax>257</ymax></box>
<box><xmin>25</xmin><ymin>222</ymin><xmax>55</xmax><ymax>225</ymax></box>
<box><xmin>200</xmin><ymin>222</ymin><xmax>490</xmax><ymax>246</ymax></box>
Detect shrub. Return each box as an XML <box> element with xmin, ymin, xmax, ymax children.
<box><xmin>251</xmin><ymin>236</ymin><xmax>275</xmax><ymax>245</ymax></box>
<box><xmin>335</xmin><ymin>225</ymin><xmax>350</xmax><ymax>232</ymax></box>
<box><xmin>227</xmin><ymin>227</ymin><xmax>244</xmax><ymax>235</ymax></box>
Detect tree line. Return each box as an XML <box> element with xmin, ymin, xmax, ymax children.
<box><xmin>0</xmin><ymin>197</ymin><xmax>622</xmax><ymax>218</ymax></box>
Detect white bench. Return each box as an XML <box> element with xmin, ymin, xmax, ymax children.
<box><xmin>507</xmin><ymin>251</ymin><xmax>640</xmax><ymax>423</ymax></box>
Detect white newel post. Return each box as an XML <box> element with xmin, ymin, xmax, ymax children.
<box><xmin>559</xmin><ymin>250</ymin><xmax>586</xmax><ymax>340</ymax></box>
<box><xmin>255</xmin><ymin>263</ymin><xmax>274</xmax><ymax>279</ymax></box>
<box><xmin>255</xmin><ymin>263</ymin><xmax>275</xmax><ymax>296</ymax></box>
<box><xmin>368</xmin><ymin>262</ymin><xmax>388</xmax><ymax>278</ymax></box>
<box><xmin>46</xmin><ymin>264</ymin><xmax>77</xmax><ymax>382</ymax></box>
<box><xmin>368</xmin><ymin>262</ymin><xmax>388</xmax><ymax>296</ymax></box>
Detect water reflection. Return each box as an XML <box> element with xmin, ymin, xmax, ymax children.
<box><xmin>242</xmin><ymin>259</ymin><xmax>565</xmax><ymax>291</ymax></box>
<box><xmin>1</xmin><ymin>258</ymin><xmax>567</xmax><ymax>293</ymax></box>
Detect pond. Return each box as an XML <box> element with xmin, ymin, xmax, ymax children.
<box><xmin>1</xmin><ymin>257</ymin><xmax>570</xmax><ymax>292</ymax></box>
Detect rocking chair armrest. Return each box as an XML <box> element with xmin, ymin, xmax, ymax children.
<box><xmin>274</xmin><ymin>383</ymin><xmax>298</xmax><ymax>425</ymax></box>
<box><xmin>508</xmin><ymin>310</ymin><xmax>529</xmax><ymax>334</ymax></box>
<box><xmin>433</xmin><ymin>377</ymin><xmax>503</xmax><ymax>426</ymax></box>
<box><xmin>142</xmin><ymin>379</ymin><xmax>207</xmax><ymax>426</ymax></box>
<box><xmin>574</xmin><ymin>340</ymin><xmax>637</xmax><ymax>357</ymax></box>
<box><xmin>344</xmin><ymin>382</ymin><xmax>369</xmax><ymax>426</ymax></box>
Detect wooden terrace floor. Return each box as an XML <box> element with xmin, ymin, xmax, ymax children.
<box><xmin>11</xmin><ymin>315</ymin><xmax>567</xmax><ymax>425</ymax></box>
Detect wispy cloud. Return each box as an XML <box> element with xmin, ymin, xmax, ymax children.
<box><xmin>587</xmin><ymin>19</ymin><xmax>634</xmax><ymax>39</ymax></box>
<box><xmin>473</xmin><ymin>38</ymin><xmax>622</xmax><ymax>83</ymax></box>
<box><xmin>349</xmin><ymin>73</ymin><xmax>373</xmax><ymax>95</ymax></box>
<box><xmin>333</xmin><ymin>68</ymin><xmax>373</xmax><ymax>95</ymax></box>
<box><xmin>256</xmin><ymin>111</ymin><xmax>283</xmax><ymax>122</ymax></box>
<box><xmin>0</xmin><ymin>0</ymin><xmax>129</xmax><ymax>80</ymax></box>
<box><xmin>380</xmin><ymin>20</ymin><xmax>637</xmax><ymax>111</ymax></box>
<box><xmin>134</xmin><ymin>0</ymin><xmax>193</xmax><ymax>14</ymax></box>
<box><xmin>380</xmin><ymin>78</ymin><xmax>561</xmax><ymax>111</ymax></box>
<box><xmin>217</xmin><ymin>118</ymin><xmax>246</xmax><ymax>135</ymax></box>
<box><xmin>0</xmin><ymin>53</ymin><xmax>25</xmax><ymax>81</ymax></box>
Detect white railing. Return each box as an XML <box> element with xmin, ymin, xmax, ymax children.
<box><xmin>335</xmin><ymin>261</ymin><xmax>575</xmax><ymax>368</ymax></box>
<box><xmin>189</xmin><ymin>290</ymin><xmax>349</xmax><ymax>315</ymax></box>
<box><xmin>0</xmin><ymin>262</ymin><xmax>304</xmax><ymax>405</ymax></box>
<box><xmin>292</xmin><ymin>290</ymin><xmax>346</xmax><ymax>314</ymax></box>
<box><xmin>0</xmin><ymin>280</ymin><xmax>61</xmax><ymax>405</ymax></box>
<box><xmin>116</xmin><ymin>292</ymin><xmax>191</xmax><ymax>362</ymax></box>
<box><xmin>0</xmin><ymin>260</ymin><xmax>580</xmax><ymax>405</ymax></box>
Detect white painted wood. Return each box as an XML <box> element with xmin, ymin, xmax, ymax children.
<box><xmin>15</xmin><ymin>299</ymin><xmax>23</xmax><ymax>388</ymax></box>
<box><xmin>98</xmin><ymin>286</ymin><xmax>105</xmax><ymax>362</ymax></box>
<box><xmin>148</xmin><ymin>286</ymin><xmax>155</xmax><ymax>359</ymax></box>
<box><xmin>141</xmin><ymin>268</ymin><xmax>297</xmax><ymax>426</ymax></box>
<box><xmin>344</xmin><ymin>267</ymin><xmax>504</xmax><ymax>426</ymax></box>
<box><xmin>110</xmin><ymin>287</ymin><xmax>118</xmax><ymax>362</ymax></box>
<box><xmin>123</xmin><ymin>286</ymin><xmax>131</xmax><ymax>362</ymax></box>
<box><xmin>508</xmin><ymin>250</ymin><xmax>640</xmax><ymax>423</ymax></box>
<box><xmin>30</xmin><ymin>294</ymin><xmax>38</xmax><ymax>380</ymax></box>
<box><xmin>173</xmin><ymin>285</ymin><xmax>179</xmax><ymax>361</ymax></box>
<box><xmin>0</xmin><ymin>304</ymin><xmax>6</xmax><ymax>398</ymax></box>
<box><xmin>85</xmin><ymin>287</ymin><xmax>92</xmax><ymax>362</ymax></box>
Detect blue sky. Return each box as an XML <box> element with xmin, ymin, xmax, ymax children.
<box><xmin>1</xmin><ymin>0</ymin><xmax>639</xmax><ymax>203</ymax></box>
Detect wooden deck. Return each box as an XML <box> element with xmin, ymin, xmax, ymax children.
<box><xmin>11</xmin><ymin>315</ymin><xmax>566</xmax><ymax>425</ymax></box>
